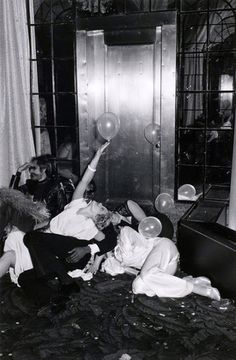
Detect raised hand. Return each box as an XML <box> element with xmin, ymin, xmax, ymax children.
<box><xmin>17</xmin><ymin>162</ymin><xmax>30</xmax><ymax>172</ymax></box>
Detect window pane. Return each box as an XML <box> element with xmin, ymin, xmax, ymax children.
<box><xmin>35</xmin><ymin>25</ymin><xmax>51</xmax><ymax>58</ymax></box>
<box><xmin>178</xmin><ymin>165</ymin><xmax>204</xmax><ymax>195</ymax></box>
<box><xmin>209</xmin><ymin>11</ymin><xmax>236</xmax><ymax>51</ymax></box>
<box><xmin>178</xmin><ymin>130</ymin><xmax>205</xmax><ymax>165</ymax></box>
<box><xmin>207</xmin><ymin>130</ymin><xmax>233</xmax><ymax>166</ymax></box>
<box><xmin>180</xmin><ymin>54</ymin><xmax>205</xmax><ymax>92</ymax></box>
<box><xmin>206</xmin><ymin>167</ymin><xmax>231</xmax><ymax>186</ymax></box>
<box><xmin>209</xmin><ymin>0</ymin><xmax>236</xmax><ymax>9</ymax></box>
<box><xmin>178</xmin><ymin>93</ymin><xmax>205</xmax><ymax>127</ymax></box>
<box><xmin>180</xmin><ymin>13</ymin><xmax>207</xmax><ymax>52</ymax></box>
<box><xmin>53</xmin><ymin>24</ymin><xmax>74</xmax><ymax>58</ymax></box>
<box><xmin>55</xmin><ymin>94</ymin><xmax>76</xmax><ymax>126</ymax></box>
<box><xmin>34</xmin><ymin>60</ymin><xmax>52</xmax><ymax>93</ymax></box>
<box><xmin>151</xmin><ymin>0</ymin><xmax>176</xmax><ymax>10</ymax></box>
<box><xmin>181</xmin><ymin>0</ymin><xmax>208</xmax><ymax>11</ymax></box>
<box><xmin>54</xmin><ymin>59</ymin><xmax>74</xmax><ymax>92</ymax></box>
<box><xmin>125</xmin><ymin>0</ymin><xmax>150</xmax><ymax>13</ymax></box>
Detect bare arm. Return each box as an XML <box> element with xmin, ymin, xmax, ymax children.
<box><xmin>72</xmin><ymin>142</ymin><xmax>110</xmax><ymax>200</ymax></box>
<box><xmin>0</xmin><ymin>251</ymin><xmax>16</xmax><ymax>278</ymax></box>
<box><xmin>127</xmin><ymin>200</ymin><xmax>146</xmax><ymax>222</ymax></box>
<box><xmin>86</xmin><ymin>254</ymin><xmax>105</xmax><ymax>274</ymax></box>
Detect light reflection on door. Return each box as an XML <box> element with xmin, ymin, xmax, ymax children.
<box><xmin>104</xmin><ymin>44</ymin><xmax>157</xmax><ymax>204</ymax></box>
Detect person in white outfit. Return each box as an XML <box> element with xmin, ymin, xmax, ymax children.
<box><xmin>103</xmin><ymin>224</ymin><xmax>221</xmax><ymax>301</ymax></box>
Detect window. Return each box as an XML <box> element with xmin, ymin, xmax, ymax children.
<box><xmin>176</xmin><ymin>0</ymin><xmax>235</xmax><ymax>201</ymax></box>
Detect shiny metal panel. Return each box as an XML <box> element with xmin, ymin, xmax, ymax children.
<box><xmin>104</xmin><ymin>44</ymin><xmax>155</xmax><ymax>205</ymax></box>
<box><xmin>153</xmin><ymin>27</ymin><xmax>162</xmax><ymax>198</ymax></box>
<box><xmin>160</xmin><ymin>24</ymin><xmax>176</xmax><ymax>197</ymax></box>
<box><xmin>76</xmin><ymin>20</ymin><xmax>176</xmax><ymax>205</ymax></box>
<box><xmin>77</xmin><ymin>30</ymin><xmax>106</xmax><ymax>176</ymax></box>
<box><xmin>76</xmin><ymin>30</ymin><xmax>90</xmax><ymax>170</ymax></box>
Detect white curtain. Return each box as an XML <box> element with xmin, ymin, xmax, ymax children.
<box><xmin>0</xmin><ymin>0</ymin><xmax>35</xmax><ymax>187</ymax></box>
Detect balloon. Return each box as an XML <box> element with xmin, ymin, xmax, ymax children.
<box><xmin>138</xmin><ymin>216</ymin><xmax>162</xmax><ymax>238</ymax></box>
<box><xmin>144</xmin><ymin>123</ymin><xmax>160</xmax><ymax>146</ymax></box>
<box><xmin>155</xmin><ymin>193</ymin><xmax>174</xmax><ymax>213</ymax></box>
<box><xmin>96</xmin><ymin>112</ymin><xmax>120</xmax><ymax>141</ymax></box>
<box><xmin>178</xmin><ymin>184</ymin><xmax>196</xmax><ymax>199</ymax></box>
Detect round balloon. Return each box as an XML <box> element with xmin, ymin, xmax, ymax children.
<box><xmin>138</xmin><ymin>216</ymin><xmax>162</xmax><ymax>238</ymax></box>
<box><xmin>155</xmin><ymin>193</ymin><xmax>174</xmax><ymax>213</ymax></box>
<box><xmin>96</xmin><ymin>112</ymin><xmax>120</xmax><ymax>141</ymax></box>
<box><xmin>178</xmin><ymin>184</ymin><xmax>196</xmax><ymax>199</ymax></box>
<box><xmin>144</xmin><ymin>123</ymin><xmax>160</xmax><ymax>146</ymax></box>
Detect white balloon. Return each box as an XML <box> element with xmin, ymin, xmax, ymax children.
<box><xmin>155</xmin><ymin>193</ymin><xmax>174</xmax><ymax>213</ymax></box>
<box><xmin>138</xmin><ymin>216</ymin><xmax>162</xmax><ymax>238</ymax></box>
<box><xmin>96</xmin><ymin>112</ymin><xmax>120</xmax><ymax>141</ymax></box>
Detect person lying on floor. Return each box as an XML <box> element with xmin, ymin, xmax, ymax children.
<box><xmin>17</xmin><ymin>141</ymin><xmax>119</xmax><ymax>309</ymax></box>
<box><xmin>86</xmin><ymin>199</ymin><xmax>174</xmax><ymax>275</ymax></box>
<box><xmin>112</xmin><ymin>200</ymin><xmax>174</xmax><ymax>240</ymax></box>
<box><xmin>102</xmin><ymin>221</ymin><xmax>221</xmax><ymax>302</ymax></box>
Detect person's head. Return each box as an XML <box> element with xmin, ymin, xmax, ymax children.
<box><xmin>83</xmin><ymin>200</ymin><xmax>110</xmax><ymax>223</ymax></box>
<box><xmin>84</xmin><ymin>180</ymin><xmax>96</xmax><ymax>200</ymax></box>
<box><xmin>110</xmin><ymin>212</ymin><xmax>122</xmax><ymax>225</ymax></box>
<box><xmin>29</xmin><ymin>154</ymin><xmax>53</xmax><ymax>181</ymax></box>
<box><xmin>94</xmin><ymin>211</ymin><xmax>113</xmax><ymax>230</ymax></box>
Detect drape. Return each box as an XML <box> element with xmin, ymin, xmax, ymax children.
<box><xmin>0</xmin><ymin>0</ymin><xmax>35</xmax><ymax>187</ymax></box>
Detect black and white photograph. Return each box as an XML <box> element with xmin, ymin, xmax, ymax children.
<box><xmin>0</xmin><ymin>0</ymin><xmax>236</xmax><ymax>359</ymax></box>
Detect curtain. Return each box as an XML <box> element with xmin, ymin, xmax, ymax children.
<box><xmin>0</xmin><ymin>0</ymin><xmax>35</xmax><ymax>187</ymax></box>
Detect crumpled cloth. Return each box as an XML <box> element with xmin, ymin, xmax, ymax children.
<box><xmin>67</xmin><ymin>269</ymin><xmax>93</xmax><ymax>281</ymax></box>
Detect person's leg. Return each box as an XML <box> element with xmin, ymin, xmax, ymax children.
<box><xmin>24</xmin><ymin>231</ymin><xmax>90</xmax><ymax>285</ymax></box>
<box><xmin>18</xmin><ymin>269</ymin><xmax>57</xmax><ymax>307</ymax></box>
<box><xmin>150</xmin><ymin>210</ymin><xmax>174</xmax><ymax>239</ymax></box>
<box><xmin>0</xmin><ymin>251</ymin><xmax>15</xmax><ymax>278</ymax></box>
<box><xmin>133</xmin><ymin>238</ymin><xmax>193</xmax><ymax>298</ymax></box>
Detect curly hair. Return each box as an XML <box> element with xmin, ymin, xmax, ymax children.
<box><xmin>94</xmin><ymin>211</ymin><xmax>113</xmax><ymax>231</ymax></box>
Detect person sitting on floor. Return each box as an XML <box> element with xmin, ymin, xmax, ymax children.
<box><xmin>9</xmin><ymin>154</ymin><xmax>75</xmax><ymax>218</ymax></box>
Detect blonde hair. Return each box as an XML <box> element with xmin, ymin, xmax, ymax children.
<box><xmin>94</xmin><ymin>211</ymin><xmax>113</xmax><ymax>231</ymax></box>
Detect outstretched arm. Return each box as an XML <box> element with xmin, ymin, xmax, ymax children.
<box><xmin>72</xmin><ymin>142</ymin><xmax>110</xmax><ymax>200</ymax></box>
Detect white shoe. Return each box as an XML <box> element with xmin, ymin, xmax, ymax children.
<box><xmin>184</xmin><ymin>275</ymin><xmax>211</xmax><ymax>286</ymax></box>
<box><xmin>193</xmin><ymin>276</ymin><xmax>211</xmax><ymax>286</ymax></box>
<box><xmin>205</xmin><ymin>286</ymin><xmax>221</xmax><ymax>301</ymax></box>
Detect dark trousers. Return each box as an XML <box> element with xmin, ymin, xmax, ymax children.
<box><xmin>153</xmin><ymin>210</ymin><xmax>174</xmax><ymax>240</ymax></box>
<box><xmin>24</xmin><ymin>231</ymin><xmax>91</xmax><ymax>284</ymax></box>
<box><xmin>18</xmin><ymin>269</ymin><xmax>57</xmax><ymax>306</ymax></box>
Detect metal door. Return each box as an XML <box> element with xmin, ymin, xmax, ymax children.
<box><xmin>77</xmin><ymin>26</ymin><xmax>176</xmax><ymax>206</ymax></box>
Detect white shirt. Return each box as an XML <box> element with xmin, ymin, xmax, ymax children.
<box><xmin>49</xmin><ymin>198</ymin><xmax>98</xmax><ymax>240</ymax></box>
<box><xmin>4</xmin><ymin>228</ymin><xmax>33</xmax><ymax>286</ymax></box>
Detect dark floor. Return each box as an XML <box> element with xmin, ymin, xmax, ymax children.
<box><xmin>1</xmin><ymin>271</ymin><xmax>236</xmax><ymax>360</ymax></box>
<box><xmin>1</xmin><ymin>203</ymin><xmax>236</xmax><ymax>360</ymax></box>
